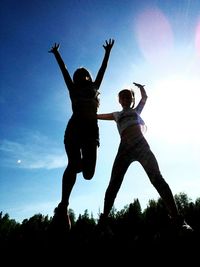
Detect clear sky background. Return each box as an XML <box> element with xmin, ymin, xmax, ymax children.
<box><xmin>1</xmin><ymin>0</ymin><xmax>200</xmax><ymax>223</ymax></box>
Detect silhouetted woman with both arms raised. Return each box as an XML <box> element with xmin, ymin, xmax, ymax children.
<box><xmin>49</xmin><ymin>39</ymin><xmax>114</xmax><ymax>230</ymax></box>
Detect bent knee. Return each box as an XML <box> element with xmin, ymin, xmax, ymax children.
<box><xmin>83</xmin><ymin>174</ymin><xmax>94</xmax><ymax>180</ymax></box>
<box><xmin>83</xmin><ymin>170</ymin><xmax>94</xmax><ymax>180</ymax></box>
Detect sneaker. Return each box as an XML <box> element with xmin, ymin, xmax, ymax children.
<box><xmin>97</xmin><ymin>213</ymin><xmax>114</xmax><ymax>237</ymax></box>
<box><xmin>171</xmin><ymin>215</ymin><xmax>193</xmax><ymax>232</ymax></box>
<box><xmin>51</xmin><ymin>203</ymin><xmax>71</xmax><ymax>231</ymax></box>
<box><xmin>181</xmin><ymin>220</ymin><xmax>193</xmax><ymax>231</ymax></box>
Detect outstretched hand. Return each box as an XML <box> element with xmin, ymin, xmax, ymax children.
<box><xmin>133</xmin><ymin>82</ymin><xmax>145</xmax><ymax>88</ymax></box>
<box><xmin>48</xmin><ymin>43</ymin><xmax>60</xmax><ymax>53</ymax></box>
<box><xmin>103</xmin><ymin>38</ymin><xmax>115</xmax><ymax>53</ymax></box>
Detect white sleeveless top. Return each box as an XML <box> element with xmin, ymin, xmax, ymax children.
<box><xmin>113</xmin><ymin>107</ymin><xmax>145</xmax><ymax>135</ymax></box>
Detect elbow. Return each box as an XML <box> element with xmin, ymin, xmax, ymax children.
<box><xmin>142</xmin><ymin>94</ymin><xmax>148</xmax><ymax>100</ymax></box>
<box><xmin>143</xmin><ymin>93</ymin><xmax>148</xmax><ymax>100</ymax></box>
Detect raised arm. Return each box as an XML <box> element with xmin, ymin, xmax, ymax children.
<box><xmin>49</xmin><ymin>43</ymin><xmax>73</xmax><ymax>90</ymax></box>
<box><xmin>94</xmin><ymin>39</ymin><xmax>115</xmax><ymax>89</ymax></box>
<box><xmin>97</xmin><ymin>113</ymin><xmax>114</xmax><ymax>120</ymax></box>
<box><xmin>133</xmin><ymin>82</ymin><xmax>148</xmax><ymax>114</ymax></box>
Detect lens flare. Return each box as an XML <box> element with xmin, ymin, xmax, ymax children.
<box><xmin>134</xmin><ymin>7</ymin><xmax>174</xmax><ymax>64</ymax></box>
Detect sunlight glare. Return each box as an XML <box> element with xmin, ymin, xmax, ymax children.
<box><xmin>145</xmin><ymin>77</ymin><xmax>200</xmax><ymax>144</ymax></box>
<box><xmin>195</xmin><ymin>20</ymin><xmax>200</xmax><ymax>57</ymax></box>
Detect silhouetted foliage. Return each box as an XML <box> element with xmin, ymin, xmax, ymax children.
<box><xmin>1</xmin><ymin>192</ymin><xmax>200</xmax><ymax>264</ymax></box>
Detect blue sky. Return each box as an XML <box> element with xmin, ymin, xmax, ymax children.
<box><xmin>1</xmin><ymin>0</ymin><xmax>200</xmax><ymax>223</ymax></box>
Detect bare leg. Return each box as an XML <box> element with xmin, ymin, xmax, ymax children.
<box><xmin>103</xmin><ymin>155</ymin><xmax>130</xmax><ymax>217</ymax></box>
<box><xmin>82</xmin><ymin>142</ymin><xmax>97</xmax><ymax>180</ymax></box>
<box><xmin>140</xmin><ymin>149</ymin><xmax>179</xmax><ymax>218</ymax></box>
<box><xmin>51</xmin><ymin>165</ymin><xmax>76</xmax><ymax>231</ymax></box>
<box><xmin>60</xmin><ymin>165</ymin><xmax>77</xmax><ymax>208</ymax></box>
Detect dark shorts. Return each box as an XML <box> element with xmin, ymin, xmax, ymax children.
<box><xmin>64</xmin><ymin>117</ymin><xmax>99</xmax><ymax>170</ymax></box>
<box><xmin>64</xmin><ymin>117</ymin><xmax>99</xmax><ymax>146</ymax></box>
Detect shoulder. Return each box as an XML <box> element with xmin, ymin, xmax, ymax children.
<box><xmin>112</xmin><ymin>111</ymin><xmax>120</xmax><ymax>120</ymax></box>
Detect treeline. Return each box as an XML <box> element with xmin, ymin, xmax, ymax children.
<box><xmin>1</xmin><ymin>192</ymin><xmax>200</xmax><ymax>264</ymax></box>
